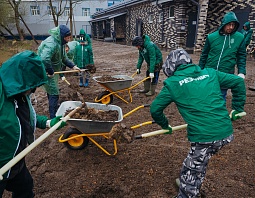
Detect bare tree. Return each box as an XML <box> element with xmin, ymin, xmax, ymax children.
<box><xmin>6</xmin><ymin>0</ymin><xmax>24</xmax><ymax>41</ymax></box>
<box><xmin>48</xmin><ymin>0</ymin><xmax>82</xmax><ymax>38</ymax></box>
<box><xmin>0</xmin><ymin>0</ymin><xmax>17</xmax><ymax>39</ymax></box>
<box><xmin>48</xmin><ymin>0</ymin><xmax>67</xmax><ymax>27</ymax></box>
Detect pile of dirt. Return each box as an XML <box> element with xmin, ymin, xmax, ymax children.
<box><xmin>96</xmin><ymin>75</ymin><xmax>124</xmax><ymax>81</ymax></box>
<box><xmin>108</xmin><ymin>123</ymin><xmax>135</xmax><ymax>143</ymax></box>
<box><xmin>86</xmin><ymin>64</ymin><xmax>96</xmax><ymax>74</ymax></box>
<box><xmin>68</xmin><ymin>106</ymin><xmax>119</xmax><ymax>121</ymax></box>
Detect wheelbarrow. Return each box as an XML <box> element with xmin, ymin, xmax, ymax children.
<box><xmin>57</xmin><ymin>101</ymin><xmax>151</xmax><ymax>156</ymax></box>
<box><xmin>93</xmin><ymin>73</ymin><xmax>150</xmax><ymax>104</ymax></box>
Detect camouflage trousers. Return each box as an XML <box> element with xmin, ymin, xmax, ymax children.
<box><xmin>177</xmin><ymin>134</ymin><xmax>234</xmax><ymax>198</ymax></box>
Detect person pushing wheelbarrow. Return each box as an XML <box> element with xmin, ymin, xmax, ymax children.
<box><xmin>150</xmin><ymin>48</ymin><xmax>246</xmax><ymax>198</ymax></box>
<box><xmin>132</xmin><ymin>35</ymin><xmax>163</xmax><ymax>96</ymax></box>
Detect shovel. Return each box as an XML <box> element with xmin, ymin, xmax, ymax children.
<box><xmin>54</xmin><ymin>69</ymin><xmax>87</xmax><ymax>74</ymax></box>
<box><xmin>135</xmin><ymin>112</ymin><xmax>246</xmax><ymax>139</ymax></box>
<box><xmin>0</xmin><ymin>105</ymin><xmax>83</xmax><ymax>180</ymax></box>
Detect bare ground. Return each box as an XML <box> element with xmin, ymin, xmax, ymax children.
<box><xmin>1</xmin><ymin>40</ymin><xmax>255</xmax><ymax>198</ymax></box>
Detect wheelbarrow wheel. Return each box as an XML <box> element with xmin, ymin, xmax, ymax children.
<box><xmin>63</xmin><ymin>128</ymin><xmax>89</xmax><ymax>150</ymax></box>
<box><xmin>97</xmin><ymin>91</ymin><xmax>113</xmax><ymax>104</ymax></box>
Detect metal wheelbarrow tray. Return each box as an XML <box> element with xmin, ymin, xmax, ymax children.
<box><xmin>56</xmin><ymin>101</ymin><xmax>123</xmax><ymax>133</ymax></box>
<box><xmin>93</xmin><ymin>75</ymin><xmax>133</xmax><ymax>92</ymax></box>
<box><xmin>93</xmin><ymin>74</ymin><xmax>150</xmax><ymax>104</ymax></box>
<box><xmin>56</xmin><ymin>101</ymin><xmax>123</xmax><ymax>155</ymax></box>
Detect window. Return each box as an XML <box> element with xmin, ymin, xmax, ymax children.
<box><xmin>82</xmin><ymin>8</ymin><xmax>90</xmax><ymax>16</ymax></box>
<box><xmin>96</xmin><ymin>8</ymin><xmax>103</xmax><ymax>12</ymax></box>
<box><xmin>148</xmin><ymin>14</ymin><xmax>153</xmax><ymax>23</ymax></box>
<box><xmin>168</xmin><ymin>6</ymin><xmax>174</xmax><ymax>18</ymax></box>
<box><xmin>30</xmin><ymin>6</ymin><xmax>40</xmax><ymax>16</ymax></box>
<box><xmin>48</xmin><ymin>6</ymin><xmax>56</xmax><ymax>16</ymax></box>
<box><xmin>64</xmin><ymin>7</ymin><xmax>70</xmax><ymax>16</ymax></box>
<box><xmin>159</xmin><ymin>12</ymin><xmax>163</xmax><ymax>22</ymax></box>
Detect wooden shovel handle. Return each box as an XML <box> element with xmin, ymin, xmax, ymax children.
<box><xmin>54</xmin><ymin>69</ymin><xmax>87</xmax><ymax>74</ymax></box>
<box><xmin>0</xmin><ymin>106</ymin><xmax>82</xmax><ymax>180</ymax></box>
<box><xmin>135</xmin><ymin>112</ymin><xmax>246</xmax><ymax>139</ymax></box>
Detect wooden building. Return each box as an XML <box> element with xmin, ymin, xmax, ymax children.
<box><xmin>90</xmin><ymin>0</ymin><xmax>255</xmax><ymax>52</ymax></box>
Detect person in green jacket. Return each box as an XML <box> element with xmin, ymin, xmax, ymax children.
<box><xmin>0</xmin><ymin>51</ymin><xmax>66</xmax><ymax>197</ymax></box>
<box><xmin>74</xmin><ymin>29</ymin><xmax>95</xmax><ymax>87</ymax></box>
<box><xmin>37</xmin><ymin>25</ymin><xmax>80</xmax><ymax>119</ymax></box>
<box><xmin>132</xmin><ymin>35</ymin><xmax>163</xmax><ymax>96</ymax></box>
<box><xmin>150</xmin><ymin>48</ymin><xmax>246</xmax><ymax>198</ymax></box>
<box><xmin>199</xmin><ymin>11</ymin><xmax>246</xmax><ymax>100</ymax></box>
<box><xmin>241</xmin><ymin>21</ymin><xmax>253</xmax><ymax>48</ymax></box>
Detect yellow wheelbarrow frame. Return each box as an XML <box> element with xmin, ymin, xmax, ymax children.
<box><xmin>59</xmin><ymin>132</ymin><xmax>118</xmax><ymax>156</ymax></box>
<box><xmin>94</xmin><ymin>72</ymin><xmax>150</xmax><ymax>104</ymax></box>
<box><xmin>58</xmin><ymin>104</ymin><xmax>151</xmax><ymax>156</ymax></box>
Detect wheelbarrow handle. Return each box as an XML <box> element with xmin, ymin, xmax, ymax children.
<box><xmin>135</xmin><ymin>112</ymin><xmax>246</xmax><ymax>139</ymax></box>
<box><xmin>131</xmin><ymin>120</ymin><xmax>155</xmax><ymax>129</ymax></box>
<box><xmin>123</xmin><ymin>104</ymin><xmax>151</xmax><ymax>118</ymax></box>
<box><xmin>0</xmin><ymin>105</ymin><xmax>82</xmax><ymax>180</ymax></box>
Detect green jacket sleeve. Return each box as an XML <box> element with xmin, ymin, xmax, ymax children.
<box><xmin>73</xmin><ymin>46</ymin><xmax>78</xmax><ymax>65</ymax></box>
<box><xmin>86</xmin><ymin>34</ymin><xmax>92</xmax><ymax>47</ymax></box>
<box><xmin>217</xmin><ymin>71</ymin><xmax>246</xmax><ymax>112</ymax></box>
<box><xmin>236</xmin><ymin>39</ymin><xmax>247</xmax><ymax>75</ymax></box>
<box><xmin>136</xmin><ymin>51</ymin><xmax>144</xmax><ymax>69</ymax></box>
<box><xmin>39</xmin><ymin>44</ymin><xmax>56</xmax><ymax>70</ymax></box>
<box><xmin>36</xmin><ymin>115</ymin><xmax>49</xmax><ymax>129</ymax></box>
<box><xmin>88</xmin><ymin>46</ymin><xmax>94</xmax><ymax>65</ymax></box>
<box><xmin>245</xmin><ymin>30</ymin><xmax>253</xmax><ymax>47</ymax></box>
<box><xmin>148</xmin><ymin>45</ymin><xmax>157</xmax><ymax>73</ymax></box>
<box><xmin>199</xmin><ymin>37</ymin><xmax>210</xmax><ymax>69</ymax></box>
<box><xmin>150</xmin><ymin>82</ymin><xmax>173</xmax><ymax>129</ymax></box>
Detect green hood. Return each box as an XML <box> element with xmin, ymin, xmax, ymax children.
<box><xmin>79</xmin><ymin>29</ymin><xmax>86</xmax><ymax>35</ymax></box>
<box><xmin>243</xmin><ymin>21</ymin><xmax>251</xmax><ymax>30</ymax></box>
<box><xmin>48</xmin><ymin>26</ymin><xmax>61</xmax><ymax>44</ymax></box>
<box><xmin>0</xmin><ymin>50</ymin><xmax>47</xmax><ymax>98</ymax></box>
<box><xmin>219</xmin><ymin>12</ymin><xmax>239</xmax><ymax>34</ymax></box>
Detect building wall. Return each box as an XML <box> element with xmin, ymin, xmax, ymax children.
<box><xmin>127</xmin><ymin>2</ymin><xmax>159</xmax><ymax>45</ymax></box>
<box><xmin>1</xmin><ymin>0</ymin><xmax>109</xmax><ymax>37</ymax></box>
<box><xmin>91</xmin><ymin>0</ymin><xmax>255</xmax><ymax>52</ymax></box>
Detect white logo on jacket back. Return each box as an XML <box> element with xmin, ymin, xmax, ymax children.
<box><xmin>179</xmin><ymin>75</ymin><xmax>209</xmax><ymax>86</ymax></box>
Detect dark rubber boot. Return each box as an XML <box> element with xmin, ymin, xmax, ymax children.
<box><xmin>139</xmin><ymin>81</ymin><xmax>150</xmax><ymax>93</ymax></box>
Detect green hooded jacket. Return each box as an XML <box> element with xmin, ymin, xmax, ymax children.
<box><xmin>150</xmin><ymin>64</ymin><xmax>246</xmax><ymax>143</ymax></box>
<box><xmin>74</xmin><ymin>44</ymin><xmax>94</xmax><ymax>69</ymax></box>
<box><xmin>136</xmin><ymin>35</ymin><xmax>163</xmax><ymax>73</ymax></box>
<box><xmin>241</xmin><ymin>21</ymin><xmax>253</xmax><ymax>47</ymax></box>
<box><xmin>199</xmin><ymin>12</ymin><xmax>246</xmax><ymax>75</ymax></box>
<box><xmin>37</xmin><ymin>26</ymin><xmax>75</xmax><ymax>95</ymax></box>
<box><xmin>0</xmin><ymin>51</ymin><xmax>48</xmax><ymax>179</ymax></box>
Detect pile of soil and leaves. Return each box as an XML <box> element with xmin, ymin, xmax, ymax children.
<box><xmin>96</xmin><ymin>75</ymin><xmax>124</xmax><ymax>81</ymax></box>
<box><xmin>2</xmin><ymin>40</ymin><xmax>255</xmax><ymax>198</ymax></box>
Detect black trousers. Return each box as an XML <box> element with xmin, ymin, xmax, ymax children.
<box><xmin>0</xmin><ymin>165</ymin><xmax>34</xmax><ymax>198</ymax></box>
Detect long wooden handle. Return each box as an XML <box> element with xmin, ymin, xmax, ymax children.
<box><xmin>135</xmin><ymin>112</ymin><xmax>246</xmax><ymax>139</ymax></box>
<box><xmin>0</xmin><ymin>106</ymin><xmax>81</xmax><ymax>180</ymax></box>
<box><xmin>135</xmin><ymin>124</ymin><xmax>187</xmax><ymax>139</ymax></box>
<box><xmin>54</xmin><ymin>69</ymin><xmax>87</xmax><ymax>74</ymax></box>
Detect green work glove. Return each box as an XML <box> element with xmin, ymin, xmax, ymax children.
<box><xmin>230</xmin><ymin>110</ymin><xmax>242</xmax><ymax>121</ymax></box>
<box><xmin>163</xmin><ymin>125</ymin><xmax>172</xmax><ymax>134</ymax></box>
<box><xmin>47</xmin><ymin>116</ymin><xmax>66</xmax><ymax>130</ymax></box>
